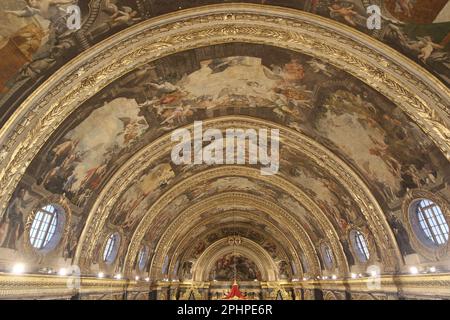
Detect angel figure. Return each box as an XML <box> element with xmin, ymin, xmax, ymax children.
<box><xmin>103</xmin><ymin>0</ymin><xmax>140</xmax><ymax>27</ymax></box>
<box><xmin>328</xmin><ymin>3</ymin><xmax>358</xmax><ymax>27</ymax></box>
<box><xmin>145</xmin><ymin>81</ymin><xmax>178</xmax><ymax>94</ymax></box>
<box><xmin>160</xmin><ymin>105</ymin><xmax>193</xmax><ymax>126</ymax></box>
<box><xmin>118</xmin><ymin>118</ymin><xmax>147</xmax><ymax>145</ymax></box>
<box><xmin>5</xmin><ymin>0</ymin><xmax>78</xmax><ymax>48</ymax></box>
<box><xmin>307</xmin><ymin>59</ymin><xmax>334</xmax><ymax>77</ymax></box>
<box><xmin>5</xmin><ymin>0</ymin><xmax>76</xmax><ymax>20</ymax></box>
<box><xmin>411</xmin><ymin>36</ymin><xmax>445</xmax><ymax>63</ymax></box>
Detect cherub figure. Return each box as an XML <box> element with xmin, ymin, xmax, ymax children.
<box><xmin>328</xmin><ymin>3</ymin><xmax>358</xmax><ymax>27</ymax></box>
<box><xmin>103</xmin><ymin>0</ymin><xmax>140</xmax><ymax>27</ymax></box>
<box><xmin>412</xmin><ymin>36</ymin><xmax>445</xmax><ymax>63</ymax></box>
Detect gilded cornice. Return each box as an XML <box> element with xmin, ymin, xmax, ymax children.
<box><xmin>0</xmin><ymin>5</ymin><xmax>448</xmax><ymax>228</ymax></box>
<box><xmin>0</xmin><ymin>273</ymin><xmax>128</xmax><ymax>299</ymax></box>
<box><xmin>2</xmin><ymin>272</ymin><xmax>450</xmax><ymax>299</ymax></box>
<box><xmin>299</xmin><ymin>273</ymin><xmax>450</xmax><ymax>299</ymax></box>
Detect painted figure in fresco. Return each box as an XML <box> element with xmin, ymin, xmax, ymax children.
<box><xmin>5</xmin><ymin>0</ymin><xmax>77</xmax><ymax>38</ymax></box>
<box><xmin>119</xmin><ymin>117</ymin><xmax>147</xmax><ymax>145</ymax></box>
<box><xmin>49</xmin><ymin>139</ymin><xmax>79</xmax><ymax>167</ymax></box>
<box><xmin>0</xmin><ymin>189</ymin><xmax>33</xmax><ymax>249</ymax></box>
<box><xmin>77</xmin><ymin>160</ymin><xmax>108</xmax><ymax>197</ymax></box>
<box><xmin>328</xmin><ymin>3</ymin><xmax>359</xmax><ymax>27</ymax></box>
<box><xmin>394</xmin><ymin>0</ymin><xmax>414</xmax><ymax>17</ymax></box>
<box><xmin>307</xmin><ymin>59</ymin><xmax>334</xmax><ymax>77</ymax></box>
<box><xmin>4</xmin><ymin>23</ymin><xmax>45</xmax><ymax>60</ymax></box>
<box><xmin>6</xmin><ymin>0</ymin><xmax>76</xmax><ymax>18</ymax></box>
<box><xmin>388</xmin><ymin>214</ymin><xmax>414</xmax><ymax>255</ymax></box>
<box><xmin>42</xmin><ymin>141</ymin><xmax>84</xmax><ymax>195</ymax></box>
<box><xmin>278</xmin><ymin>260</ymin><xmax>291</xmax><ymax>279</ymax></box>
<box><xmin>410</xmin><ymin>36</ymin><xmax>445</xmax><ymax>63</ymax></box>
<box><xmin>311</xmin><ymin>0</ymin><xmax>320</xmax><ymax>12</ymax></box>
<box><xmin>1</xmin><ymin>0</ymin><xmax>80</xmax><ymax>89</ymax></box>
<box><xmin>385</xmin><ymin>24</ymin><xmax>449</xmax><ymax>66</ymax></box>
<box><xmin>120</xmin><ymin>197</ymin><xmax>145</xmax><ymax>230</ymax></box>
<box><xmin>103</xmin><ymin>0</ymin><xmax>140</xmax><ymax>27</ymax></box>
<box><xmin>181</xmin><ymin>261</ymin><xmax>193</xmax><ymax>280</ymax></box>
<box><xmin>0</xmin><ymin>219</ymin><xmax>8</xmax><ymax>247</ymax></box>
<box><xmin>341</xmin><ymin>240</ymin><xmax>355</xmax><ymax>265</ymax></box>
<box><xmin>193</xmin><ymin>240</ymin><xmax>207</xmax><ymax>258</ymax></box>
<box><xmin>262</xmin><ymin>241</ymin><xmax>277</xmax><ymax>258</ymax></box>
<box><xmin>211</xmin><ymin>254</ymin><xmax>261</xmax><ymax>281</ymax></box>
<box><xmin>64</xmin><ymin>225</ymin><xmax>79</xmax><ymax>259</ymax></box>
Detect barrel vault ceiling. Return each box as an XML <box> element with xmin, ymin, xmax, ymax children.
<box><xmin>0</xmin><ymin>0</ymin><xmax>449</xmax><ymax>290</ymax></box>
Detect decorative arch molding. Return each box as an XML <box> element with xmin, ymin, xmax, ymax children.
<box><xmin>351</xmin><ymin>293</ymin><xmax>377</xmax><ymax>300</ymax></box>
<box><xmin>323</xmin><ymin>291</ymin><xmax>338</xmax><ymax>300</ymax></box>
<box><xmin>0</xmin><ymin>4</ymin><xmax>448</xmax><ymax>227</ymax></box>
<box><xmin>154</xmin><ymin>211</ymin><xmax>304</xmax><ymax>279</ymax></box>
<box><xmin>164</xmin><ymin>211</ymin><xmax>303</xmax><ymax>279</ymax></box>
<box><xmin>144</xmin><ymin>192</ymin><xmax>323</xmax><ymax>278</ymax></box>
<box><xmin>192</xmin><ymin>238</ymin><xmax>278</xmax><ymax>282</ymax></box>
<box><xmin>76</xmin><ymin>116</ymin><xmax>364</xmax><ymax>276</ymax></box>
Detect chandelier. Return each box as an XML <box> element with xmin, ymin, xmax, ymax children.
<box><xmin>222</xmin><ymin>216</ymin><xmax>247</xmax><ymax>299</ymax></box>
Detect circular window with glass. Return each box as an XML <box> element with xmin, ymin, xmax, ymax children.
<box><xmin>29</xmin><ymin>204</ymin><xmax>65</xmax><ymax>252</ymax></box>
<box><xmin>410</xmin><ymin>199</ymin><xmax>449</xmax><ymax>247</ymax></box>
<box><xmin>138</xmin><ymin>245</ymin><xmax>149</xmax><ymax>271</ymax></box>
<box><xmin>103</xmin><ymin>233</ymin><xmax>120</xmax><ymax>265</ymax></box>
<box><xmin>350</xmin><ymin>230</ymin><xmax>370</xmax><ymax>263</ymax></box>
<box><xmin>320</xmin><ymin>244</ymin><xmax>334</xmax><ymax>270</ymax></box>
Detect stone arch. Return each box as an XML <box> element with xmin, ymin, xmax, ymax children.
<box><xmin>192</xmin><ymin>238</ymin><xmax>278</xmax><ymax>282</ymax></box>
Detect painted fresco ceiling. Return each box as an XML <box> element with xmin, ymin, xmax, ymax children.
<box><xmin>0</xmin><ymin>1</ymin><xmax>449</xmax><ymax>282</ymax></box>
<box><xmin>0</xmin><ymin>0</ymin><xmax>448</xmax><ymax>114</ymax></box>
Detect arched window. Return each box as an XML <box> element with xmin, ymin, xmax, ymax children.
<box><xmin>161</xmin><ymin>255</ymin><xmax>169</xmax><ymax>275</ymax></box>
<box><xmin>300</xmin><ymin>252</ymin><xmax>309</xmax><ymax>273</ymax></box>
<box><xmin>138</xmin><ymin>245</ymin><xmax>149</xmax><ymax>271</ymax></box>
<box><xmin>103</xmin><ymin>233</ymin><xmax>120</xmax><ymax>264</ymax></box>
<box><xmin>29</xmin><ymin>204</ymin><xmax>62</xmax><ymax>250</ymax></box>
<box><xmin>415</xmin><ymin>199</ymin><xmax>448</xmax><ymax>246</ymax></box>
<box><xmin>321</xmin><ymin>244</ymin><xmax>333</xmax><ymax>269</ymax></box>
<box><xmin>351</xmin><ymin>230</ymin><xmax>370</xmax><ymax>262</ymax></box>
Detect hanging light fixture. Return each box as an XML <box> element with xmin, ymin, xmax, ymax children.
<box><xmin>223</xmin><ymin>212</ymin><xmax>247</xmax><ymax>300</ymax></box>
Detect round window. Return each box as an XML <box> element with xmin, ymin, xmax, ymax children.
<box><xmin>410</xmin><ymin>199</ymin><xmax>448</xmax><ymax>247</ymax></box>
<box><xmin>29</xmin><ymin>204</ymin><xmax>65</xmax><ymax>252</ymax></box>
